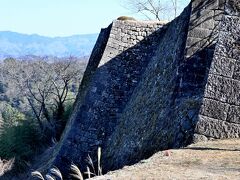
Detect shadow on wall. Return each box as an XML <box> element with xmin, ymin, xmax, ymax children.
<box><xmin>50</xmin><ymin>19</ymin><xmax>168</xmax><ymax>178</ymax></box>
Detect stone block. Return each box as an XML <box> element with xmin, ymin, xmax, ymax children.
<box><xmin>137</xmin><ymin>36</ymin><xmax>144</xmax><ymax>41</ymax></box>
<box><xmin>228</xmin><ymin>79</ymin><xmax>240</xmax><ymax>105</ymax></box>
<box><xmin>227</xmin><ymin>105</ymin><xmax>240</xmax><ymax>124</ymax></box>
<box><xmin>186</xmin><ymin>37</ymin><xmax>202</xmax><ymax>47</ymax></box>
<box><xmin>214</xmin><ymin>10</ymin><xmax>224</xmax><ymax>21</ymax></box>
<box><xmin>209</xmin><ymin>55</ymin><xmax>235</xmax><ymax>77</ymax></box>
<box><xmin>121</xmin><ymin>37</ymin><xmax>128</xmax><ymax>43</ymax></box>
<box><xmin>200</xmin><ymin>19</ymin><xmax>215</xmax><ymax>29</ymax></box>
<box><xmin>190</xmin><ymin>10</ymin><xmax>214</xmax><ymax>28</ymax></box>
<box><xmin>233</xmin><ymin>61</ymin><xmax>240</xmax><ymax>80</ymax></box>
<box><xmin>200</xmin><ymin>98</ymin><xmax>229</xmax><ymax>120</ymax></box>
<box><xmin>215</xmin><ymin>33</ymin><xmax>240</xmax><ymax>61</ymax></box>
<box><xmin>218</xmin><ymin>0</ymin><xmax>226</xmax><ymax>9</ymax></box>
<box><xmin>192</xmin><ymin>134</ymin><xmax>208</xmax><ymax>143</ymax></box>
<box><xmin>225</xmin><ymin>0</ymin><xmax>240</xmax><ymax>16</ymax></box>
<box><xmin>204</xmin><ymin>74</ymin><xmax>232</xmax><ymax>102</ymax></box>
<box><xmin>188</xmin><ymin>28</ymin><xmax>212</xmax><ymax>39</ymax></box>
<box><xmin>142</xmin><ymin>32</ymin><xmax>147</xmax><ymax>36</ymax></box>
<box><xmin>103</xmin><ymin>46</ymin><xmax>120</xmax><ymax>58</ymax></box>
<box><xmin>195</xmin><ymin>115</ymin><xmax>240</xmax><ymax>138</ymax></box>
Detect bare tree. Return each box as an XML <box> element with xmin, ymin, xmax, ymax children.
<box><xmin>49</xmin><ymin>59</ymin><xmax>82</xmax><ymax>138</ymax></box>
<box><xmin>122</xmin><ymin>0</ymin><xmax>166</xmax><ymax>20</ymax></box>
<box><xmin>171</xmin><ymin>0</ymin><xmax>177</xmax><ymax>18</ymax></box>
<box><xmin>0</xmin><ymin>59</ymin><xmax>53</xmax><ymax>130</ymax></box>
<box><xmin>121</xmin><ymin>0</ymin><xmax>190</xmax><ymax>20</ymax></box>
<box><xmin>0</xmin><ymin>58</ymin><xmax>84</xmax><ymax>139</ymax></box>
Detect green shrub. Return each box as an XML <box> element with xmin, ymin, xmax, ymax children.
<box><xmin>63</xmin><ymin>100</ymin><xmax>74</xmax><ymax>122</ymax></box>
<box><xmin>1</xmin><ymin>105</ymin><xmax>25</xmax><ymax>126</ymax></box>
<box><xmin>0</xmin><ymin>106</ymin><xmax>41</xmax><ymax>173</ymax></box>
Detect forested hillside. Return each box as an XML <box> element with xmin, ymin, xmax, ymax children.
<box><xmin>0</xmin><ymin>57</ymin><xmax>87</xmax><ymax>174</ymax></box>
<box><xmin>0</xmin><ymin>31</ymin><xmax>98</xmax><ymax>59</ymax></box>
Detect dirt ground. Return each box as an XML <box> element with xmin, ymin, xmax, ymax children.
<box><xmin>93</xmin><ymin>139</ymin><xmax>240</xmax><ymax>180</ymax></box>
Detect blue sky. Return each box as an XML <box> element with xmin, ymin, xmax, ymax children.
<box><xmin>0</xmin><ymin>0</ymin><xmax>190</xmax><ymax>37</ymax></box>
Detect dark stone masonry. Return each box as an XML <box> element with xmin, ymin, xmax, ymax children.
<box><xmin>38</xmin><ymin>0</ymin><xmax>240</xmax><ymax>178</ymax></box>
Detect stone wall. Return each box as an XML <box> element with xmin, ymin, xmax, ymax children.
<box><xmin>99</xmin><ymin>20</ymin><xmax>163</xmax><ymax>66</ymax></box>
<box><xmin>103</xmin><ymin>5</ymin><xmax>192</xmax><ymax>170</ymax></box>
<box><xmin>102</xmin><ymin>0</ymin><xmax>240</xmax><ymax>171</ymax></box>
<box><xmin>38</xmin><ymin>0</ymin><xmax>240</xmax><ymax>178</ymax></box>
<box><xmin>185</xmin><ymin>0</ymin><xmax>225</xmax><ymax>58</ymax></box>
<box><xmin>49</xmin><ymin>19</ymin><xmax>166</xmax><ymax>177</ymax></box>
<box><xmin>179</xmin><ymin>0</ymin><xmax>226</xmax><ymax>141</ymax></box>
<box><xmin>196</xmin><ymin>0</ymin><xmax>240</xmax><ymax>139</ymax></box>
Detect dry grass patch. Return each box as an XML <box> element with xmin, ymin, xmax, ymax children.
<box><xmin>0</xmin><ymin>158</ymin><xmax>14</xmax><ymax>176</ymax></box>
<box><xmin>92</xmin><ymin>139</ymin><xmax>240</xmax><ymax>180</ymax></box>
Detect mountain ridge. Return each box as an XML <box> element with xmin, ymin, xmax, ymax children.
<box><xmin>0</xmin><ymin>31</ymin><xmax>98</xmax><ymax>59</ymax></box>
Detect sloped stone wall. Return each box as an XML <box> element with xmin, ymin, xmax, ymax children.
<box><xmin>103</xmin><ymin>5</ymin><xmax>192</xmax><ymax>171</ymax></box>
<box><xmin>50</xmin><ymin>19</ymin><xmax>166</xmax><ymax>177</ymax></box>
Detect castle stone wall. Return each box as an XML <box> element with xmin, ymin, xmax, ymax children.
<box><xmin>50</xmin><ymin>19</ymin><xmax>166</xmax><ymax>176</ymax></box>
<box><xmin>196</xmin><ymin>1</ymin><xmax>240</xmax><ymax>139</ymax></box>
<box><xmin>38</xmin><ymin>0</ymin><xmax>240</xmax><ymax>178</ymax></box>
<box><xmin>99</xmin><ymin>20</ymin><xmax>163</xmax><ymax>66</ymax></box>
<box><xmin>103</xmin><ymin>6</ymin><xmax>192</xmax><ymax>170</ymax></box>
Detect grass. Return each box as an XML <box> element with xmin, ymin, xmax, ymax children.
<box><xmin>0</xmin><ymin>158</ymin><xmax>14</xmax><ymax>176</ymax></box>
<box><xmin>70</xmin><ymin>164</ymin><xmax>83</xmax><ymax>180</ymax></box>
<box><xmin>92</xmin><ymin>139</ymin><xmax>240</xmax><ymax>179</ymax></box>
<box><xmin>32</xmin><ymin>167</ymin><xmax>64</xmax><ymax>180</ymax></box>
<box><xmin>0</xmin><ymin>118</ymin><xmax>41</xmax><ymax>173</ymax></box>
<box><xmin>32</xmin><ymin>147</ymin><xmax>102</xmax><ymax>180</ymax></box>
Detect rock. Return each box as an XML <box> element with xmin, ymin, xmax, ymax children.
<box><xmin>193</xmin><ymin>134</ymin><xmax>208</xmax><ymax>143</ymax></box>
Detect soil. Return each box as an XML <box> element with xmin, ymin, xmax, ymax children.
<box><xmin>93</xmin><ymin>139</ymin><xmax>240</xmax><ymax>180</ymax></box>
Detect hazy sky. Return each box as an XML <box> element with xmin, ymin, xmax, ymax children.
<box><xmin>0</xmin><ymin>0</ymin><xmax>190</xmax><ymax>37</ymax></box>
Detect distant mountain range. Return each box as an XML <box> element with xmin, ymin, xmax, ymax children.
<box><xmin>0</xmin><ymin>31</ymin><xmax>98</xmax><ymax>59</ymax></box>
